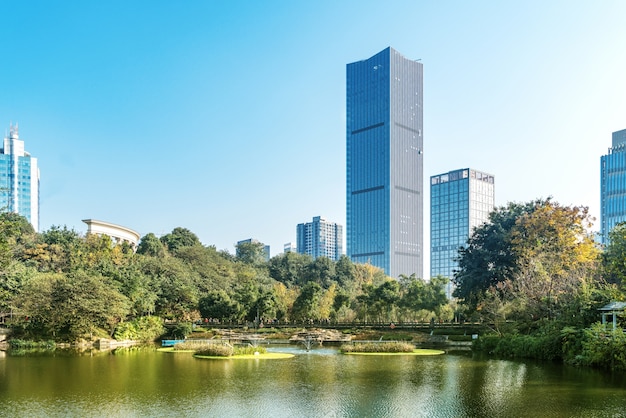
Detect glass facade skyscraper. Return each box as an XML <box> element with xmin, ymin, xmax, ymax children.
<box><xmin>431</xmin><ymin>168</ymin><xmax>494</xmax><ymax>298</ymax></box>
<box><xmin>0</xmin><ymin>124</ymin><xmax>40</xmax><ymax>231</ymax></box>
<box><xmin>296</xmin><ymin>216</ymin><xmax>343</xmax><ymax>261</ymax></box>
<box><xmin>346</xmin><ymin>47</ymin><xmax>423</xmax><ymax>279</ymax></box>
<box><xmin>601</xmin><ymin>128</ymin><xmax>626</xmax><ymax>244</ymax></box>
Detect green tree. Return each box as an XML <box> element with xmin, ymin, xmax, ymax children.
<box><xmin>292</xmin><ymin>282</ymin><xmax>323</xmax><ymax>322</ymax></box>
<box><xmin>235</xmin><ymin>241</ymin><xmax>268</xmax><ymax>265</ymax></box>
<box><xmin>305</xmin><ymin>256</ymin><xmax>336</xmax><ymax>288</ymax></box>
<box><xmin>268</xmin><ymin>251</ymin><xmax>311</xmax><ymax>286</ymax></box>
<box><xmin>18</xmin><ymin>271</ymin><xmax>130</xmax><ymax>340</ymax></box>
<box><xmin>453</xmin><ymin>200</ymin><xmax>540</xmax><ymax>308</ymax></box>
<box><xmin>198</xmin><ymin>290</ymin><xmax>239</xmax><ymax>322</ymax></box>
<box><xmin>137</xmin><ymin>233</ymin><xmax>167</xmax><ymax>258</ymax></box>
<box><xmin>160</xmin><ymin>227</ymin><xmax>201</xmax><ymax>253</ymax></box>
<box><xmin>602</xmin><ymin>222</ymin><xmax>626</xmax><ymax>288</ymax></box>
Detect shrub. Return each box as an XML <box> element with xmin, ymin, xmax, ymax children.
<box><xmin>170</xmin><ymin>322</ymin><xmax>193</xmax><ymax>339</ymax></box>
<box><xmin>114</xmin><ymin>316</ymin><xmax>165</xmax><ymax>342</ymax></box>
<box><xmin>9</xmin><ymin>339</ymin><xmax>55</xmax><ymax>349</ymax></box>
<box><xmin>473</xmin><ymin>332</ymin><xmax>562</xmax><ymax>361</ymax></box>
<box><xmin>195</xmin><ymin>344</ymin><xmax>234</xmax><ymax>357</ymax></box>
<box><xmin>234</xmin><ymin>345</ymin><xmax>267</xmax><ymax>355</ymax></box>
<box><xmin>341</xmin><ymin>342</ymin><xmax>415</xmax><ymax>353</ymax></box>
<box><xmin>579</xmin><ymin>323</ymin><xmax>626</xmax><ymax>371</ymax></box>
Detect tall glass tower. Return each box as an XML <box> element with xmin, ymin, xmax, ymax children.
<box><xmin>601</xmin><ymin>128</ymin><xmax>626</xmax><ymax>244</ymax></box>
<box><xmin>346</xmin><ymin>47</ymin><xmax>423</xmax><ymax>279</ymax></box>
<box><xmin>296</xmin><ymin>216</ymin><xmax>343</xmax><ymax>261</ymax></box>
<box><xmin>0</xmin><ymin>124</ymin><xmax>40</xmax><ymax>231</ymax></box>
<box><xmin>431</xmin><ymin>168</ymin><xmax>494</xmax><ymax>298</ymax></box>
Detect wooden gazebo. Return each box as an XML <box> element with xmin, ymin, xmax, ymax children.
<box><xmin>599</xmin><ymin>301</ymin><xmax>626</xmax><ymax>330</ymax></box>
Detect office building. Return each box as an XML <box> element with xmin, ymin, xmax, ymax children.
<box><xmin>601</xmin><ymin>129</ymin><xmax>626</xmax><ymax>244</ymax></box>
<box><xmin>284</xmin><ymin>242</ymin><xmax>296</xmax><ymax>253</ymax></box>
<box><xmin>296</xmin><ymin>216</ymin><xmax>343</xmax><ymax>261</ymax></box>
<box><xmin>431</xmin><ymin>168</ymin><xmax>495</xmax><ymax>298</ymax></box>
<box><xmin>346</xmin><ymin>47</ymin><xmax>423</xmax><ymax>278</ymax></box>
<box><xmin>0</xmin><ymin>123</ymin><xmax>40</xmax><ymax>231</ymax></box>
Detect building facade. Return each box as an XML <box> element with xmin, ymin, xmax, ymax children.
<box><xmin>296</xmin><ymin>216</ymin><xmax>343</xmax><ymax>261</ymax></box>
<box><xmin>431</xmin><ymin>168</ymin><xmax>495</xmax><ymax>298</ymax></box>
<box><xmin>601</xmin><ymin>129</ymin><xmax>626</xmax><ymax>244</ymax></box>
<box><xmin>346</xmin><ymin>47</ymin><xmax>424</xmax><ymax>279</ymax></box>
<box><xmin>82</xmin><ymin>219</ymin><xmax>141</xmax><ymax>252</ymax></box>
<box><xmin>0</xmin><ymin>124</ymin><xmax>40</xmax><ymax>231</ymax></box>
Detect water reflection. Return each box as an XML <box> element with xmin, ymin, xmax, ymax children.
<box><xmin>1</xmin><ymin>346</ymin><xmax>625</xmax><ymax>417</ymax></box>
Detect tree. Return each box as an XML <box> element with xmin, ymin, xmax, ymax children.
<box><xmin>602</xmin><ymin>222</ymin><xmax>626</xmax><ymax>287</ymax></box>
<box><xmin>510</xmin><ymin>201</ymin><xmax>599</xmax><ymax>322</ymax></box>
<box><xmin>198</xmin><ymin>290</ymin><xmax>239</xmax><ymax>322</ymax></box>
<box><xmin>268</xmin><ymin>251</ymin><xmax>311</xmax><ymax>286</ymax></box>
<box><xmin>334</xmin><ymin>255</ymin><xmax>356</xmax><ymax>287</ymax></box>
<box><xmin>17</xmin><ymin>271</ymin><xmax>130</xmax><ymax>340</ymax></box>
<box><xmin>137</xmin><ymin>233</ymin><xmax>167</xmax><ymax>258</ymax></box>
<box><xmin>160</xmin><ymin>227</ymin><xmax>201</xmax><ymax>253</ymax></box>
<box><xmin>454</xmin><ymin>198</ymin><xmax>600</xmax><ymax>327</ymax></box>
<box><xmin>291</xmin><ymin>282</ymin><xmax>323</xmax><ymax>322</ymax></box>
<box><xmin>235</xmin><ymin>241</ymin><xmax>267</xmax><ymax>265</ymax></box>
<box><xmin>305</xmin><ymin>256</ymin><xmax>335</xmax><ymax>288</ymax></box>
<box><xmin>453</xmin><ymin>200</ymin><xmax>540</xmax><ymax>308</ymax></box>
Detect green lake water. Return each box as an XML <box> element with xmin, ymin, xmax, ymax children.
<box><xmin>1</xmin><ymin>345</ymin><xmax>625</xmax><ymax>417</ymax></box>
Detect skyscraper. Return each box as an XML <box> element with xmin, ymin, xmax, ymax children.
<box><xmin>430</xmin><ymin>168</ymin><xmax>495</xmax><ymax>298</ymax></box>
<box><xmin>0</xmin><ymin>124</ymin><xmax>40</xmax><ymax>231</ymax></box>
<box><xmin>346</xmin><ymin>47</ymin><xmax>423</xmax><ymax>279</ymax></box>
<box><xmin>296</xmin><ymin>216</ymin><xmax>343</xmax><ymax>261</ymax></box>
<box><xmin>601</xmin><ymin>128</ymin><xmax>626</xmax><ymax>244</ymax></box>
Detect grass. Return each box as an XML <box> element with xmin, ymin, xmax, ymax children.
<box><xmin>341</xmin><ymin>341</ymin><xmax>416</xmax><ymax>353</ymax></box>
<box><xmin>194</xmin><ymin>352</ymin><xmax>295</xmax><ymax>360</ymax></box>
<box><xmin>343</xmin><ymin>348</ymin><xmax>445</xmax><ymax>356</ymax></box>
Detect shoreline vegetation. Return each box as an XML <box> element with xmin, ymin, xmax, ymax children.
<box><xmin>1</xmin><ymin>200</ymin><xmax>626</xmax><ymax>371</ymax></box>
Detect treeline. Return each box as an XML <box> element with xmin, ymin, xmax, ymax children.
<box><xmin>452</xmin><ymin>198</ymin><xmax>626</xmax><ymax>370</ymax></box>
<box><xmin>0</xmin><ymin>213</ymin><xmax>448</xmax><ymax>342</ymax></box>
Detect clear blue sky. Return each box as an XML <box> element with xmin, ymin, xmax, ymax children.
<box><xmin>2</xmin><ymin>1</ymin><xmax>626</xmax><ymax>273</ymax></box>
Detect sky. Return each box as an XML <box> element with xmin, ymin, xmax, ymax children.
<box><xmin>2</xmin><ymin>1</ymin><xmax>626</xmax><ymax>274</ymax></box>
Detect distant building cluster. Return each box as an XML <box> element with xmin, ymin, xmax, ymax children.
<box><xmin>8</xmin><ymin>46</ymin><xmax>625</xmax><ymax>300</ymax></box>
<box><xmin>0</xmin><ymin>124</ymin><xmax>39</xmax><ymax>231</ymax></box>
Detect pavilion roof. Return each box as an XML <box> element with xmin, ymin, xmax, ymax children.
<box><xmin>598</xmin><ymin>301</ymin><xmax>626</xmax><ymax>312</ymax></box>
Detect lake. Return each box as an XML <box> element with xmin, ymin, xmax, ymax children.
<box><xmin>1</xmin><ymin>345</ymin><xmax>625</xmax><ymax>417</ymax></box>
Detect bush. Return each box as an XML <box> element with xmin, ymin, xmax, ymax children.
<box><xmin>579</xmin><ymin>323</ymin><xmax>626</xmax><ymax>371</ymax></box>
<box><xmin>195</xmin><ymin>344</ymin><xmax>234</xmax><ymax>357</ymax></box>
<box><xmin>473</xmin><ymin>332</ymin><xmax>562</xmax><ymax>361</ymax></box>
<box><xmin>341</xmin><ymin>341</ymin><xmax>415</xmax><ymax>353</ymax></box>
<box><xmin>114</xmin><ymin>316</ymin><xmax>165</xmax><ymax>342</ymax></box>
<box><xmin>9</xmin><ymin>339</ymin><xmax>55</xmax><ymax>349</ymax></box>
<box><xmin>234</xmin><ymin>345</ymin><xmax>267</xmax><ymax>355</ymax></box>
<box><xmin>170</xmin><ymin>322</ymin><xmax>193</xmax><ymax>339</ymax></box>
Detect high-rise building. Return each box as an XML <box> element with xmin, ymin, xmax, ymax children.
<box><xmin>346</xmin><ymin>47</ymin><xmax>423</xmax><ymax>279</ymax></box>
<box><xmin>296</xmin><ymin>216</ymin><xmax>343</xmax><ymax>261</ymax></box>
<box><xmin>0</xmin><ymin>124</ymin><xmax>40</xmax><ymax>231</ymax></box>
<box><xmin>601</xmin><ymin>129</ymin><xmax>626</xmax><ymax>244</ymax></box>
<box><xmin>431</xmin><ymin>168</ymin><xmax>495</xmax><ymax>298</ymax></box>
